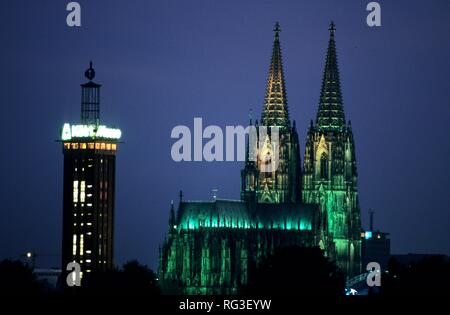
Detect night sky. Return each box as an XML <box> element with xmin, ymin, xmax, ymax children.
<box><xmin>0</xmin><ymin>0</ymin><xmax>449</xmax><ymax>270</ymax></box>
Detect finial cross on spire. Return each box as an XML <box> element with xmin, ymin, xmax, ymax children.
<box><xmin>273</xmin><ymin>22</ymin><xmax>281</xmax><ymax>36</ymax></box>
<box><xmin>328</xmin><ymin>21</ymin><xmax>336</xmax><ymax>36</ymax></box>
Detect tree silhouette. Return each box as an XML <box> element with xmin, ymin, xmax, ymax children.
<box><xmin>81</xmin><ymin>260</ymin><xmax>160</xmax><ymax>296</ymax></box>
<box><xmin>241</xmin><ymin>246</ymin><xmax>344</xmax><ymax>296</ymax></box>
<box><xmin>381</xmin><ymin>256</ymin><xmax>450</xmax><ymax>296</ymax></box>
<box><xmin>0</xmin><ymin>259</ymin><xmax>45</xmax><ymax>295</ymax></box>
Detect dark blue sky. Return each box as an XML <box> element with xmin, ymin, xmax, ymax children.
<box><xmin>0</xmin><ymin>0</ymin><xmax>449</xmax><ymax>270</ymax></box>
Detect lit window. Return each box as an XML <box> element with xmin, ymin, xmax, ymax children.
<box><xmin>64</xmin><ymin>143</ymin><xmax>70</xmax><ymax>149</ymax></box>
<box><xmin>87</xmin><ymin>203</ymin><xmax>92</xmax><ymax>207</ymax></box>
<box><xmin>80</xmin><ymin>181</ymin><xmax>86</xmax><ymax>202</ymax></box>
<box><xmin>72</xmin><ymin>235</ymin><xmax>77</xmax><ymax>256</ymax></box>
<box><xmin>88</xmin><ymin>143</ymin><xmax>95</xmax><ymax>149</ymax></box>
<box><xmin>106</xmin><ymin>143</ymin><xmax>111</xmax><ymax>150</ymax></box>
<box><xmin>87</xmin><ymin>222</ymin><xmax>92</xmax><ymax>226</ymax></box>
<box><xmin>111</xmin><ymin>144</ymin><xmax>117</xmax><ymax>150</ymax></box>
<box><xmin>86</xmin><ymin>250</ymin><xmax>91</xmax><ymax>254</ymax></box>
<box><xmin>73</xmin><ymin>181</ymin><xmax>79</xmax><ymax>202</ymax></box>
<box><xmin>80</xmin><ymin>234</ymin><xmax>84</xmax><ymax>256</ymax></box>
<box><xmin>100</xmin><ymin>143</ymin><xmax>106</xmax><ymax>150</ymax></box>
<box><xmin>80</xmin><ymin>143</ymin><xmax>87</xmax><ymax>149</ymax></box>
<box><xmin>71</xmin><ymin>143</ymin><xmax>79</xmax><ymax>149</ymax></box>
<box><xmin>95</xmin><ymin>143</ymin><xmax>100</xmax><ymax>149</ymax></box>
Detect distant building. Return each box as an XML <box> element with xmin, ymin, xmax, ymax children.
<box><xmin>361</xmin><ymin>230</ymin><xmax>391</xmax><ymax>271</ymax></box>
<box><xmin>391</xmin><ymin>254</ymin><xmax>450</xmax><ymax>266</ymax></box>
<box><xmin>360</xmin><ymin>210</ymin><xmax>391</xmax><ymax>271</ymax></box>
<box><xmin>159</xmin><ymin>22</ymin><xmax>362</xmax><ymax>294</ymax></box>
<box><xmin>33</xmin><ymin>269</ymin><xmax>61</xmax><ymax>289</ymax></box>
<box><xmin>60</xmin><ymin>63</ymin><xmax>122</xmax><ymax>281</ymax></box>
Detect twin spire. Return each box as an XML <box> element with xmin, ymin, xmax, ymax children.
<box><xmin>260</xmin><ymin>21</ymin><xmax>346</xmax><ymax>131</ymax></box>
<box><xmin>261</xmin><ymin>22</ymin><xmax>290</xmax><ymax>128</ymax></box>
<box><xmin>315</xmin><ymin>21</ymin><xmax>346</xmax><ymax>130</ymax></box>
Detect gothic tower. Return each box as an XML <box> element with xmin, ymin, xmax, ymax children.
<box><xmin>302</xmin><ymin>22</ymin><xmax>361</xmax><ymax>277</ymax></box>
<box><xmin>241</xmin><ymin>22</ymin><xmax>301</xmax><ymax>204</ymax></box>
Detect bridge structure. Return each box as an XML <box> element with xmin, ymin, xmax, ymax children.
<box><xmin>345</xmin><ymin>272</ymin><xmax>370</xmax><ymax>295</ymax></box>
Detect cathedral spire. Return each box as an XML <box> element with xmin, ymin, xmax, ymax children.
<box><xmin>261</xmin><ymin>22</ymin><xmax>290</xmax><ymax>128</ymax></box>
<box><xmin>169</xmin><ymin>200</ymin><xmax>175</xmax><ymax>227</ymax></box>
<box><xmin>315</xmin><ymin>21</ymin><xmax>345</xmax><ymax>131</ymax></box>
<box><xmin>245</xmin><ymin>114</ymin><xmax>256</xmax><ymax>164</ymax></box>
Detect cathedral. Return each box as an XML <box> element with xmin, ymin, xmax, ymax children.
<box><xmin>159</xmin><ymin>22</ymin><xmax>362</xmax><ymax>294</ymax></box>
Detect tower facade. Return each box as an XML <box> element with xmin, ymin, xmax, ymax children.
<box><xmin>302</xmin><ymin>23</ymin><xmax>361</xmax><ymax>277</ymax></box>
<box><xmin>60</xmin><ymin>63</ymin><xmax>122</xmax><ymax>280</ymax></box>
<box><xmin>241</xmin><ymin>23</ymin><xmax>302</xmax><ymax>204</ymax></box>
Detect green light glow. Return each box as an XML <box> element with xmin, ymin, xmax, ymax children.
<box><xmin>61</xmin><ymin>123</ymin><xmax>121</xmax><ymax>140</ymax></box>
<box><xmin>179</xmin><ymin>214</ymin><xmax>311</xmax><ymax>231</ymax></box>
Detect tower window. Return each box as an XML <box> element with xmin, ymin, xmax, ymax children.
<box><xmin>80</xmin><ymin>181</ymin><xmax>86</xmax><ymax>202</ymax></box>
<box><xmin>72</xmin><ymin>235</ymin><xmax>77</xmax><ymax>256</ymax></box>
<box><xmin>320</xmin><ymin>154</ymin><xmax>328</xmax><ymax>179</ymax></box>
<box><xmin>80</xmin><ymin>234</ymin><xmax>84</xmax><ymax>256</ymax></box>
<box><xmin>73</xmin><ymin>181</ymin><xmax>79</xmax><ymax>202</ymax></box>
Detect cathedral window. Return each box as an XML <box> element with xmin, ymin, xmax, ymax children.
<box><xmin>320</xmin><ymin>153</ymin><xmax>328</xmax><ymax>179</ymax></box>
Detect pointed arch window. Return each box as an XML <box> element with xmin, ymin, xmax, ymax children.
<box><xmin>320</xmin><ymin>153</ymin><xmax>328</xmax><ymax>179</ymax></box>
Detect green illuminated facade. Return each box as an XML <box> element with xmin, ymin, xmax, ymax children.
<box><xmin>302</xmin><ymin>22</ymin><xmax>361</xmax><ymax>276</ymax></box>
<box><xmin>159</xmin><ymin>22</ymin><xmax>361</xmax><ymax>294</ymax></box>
